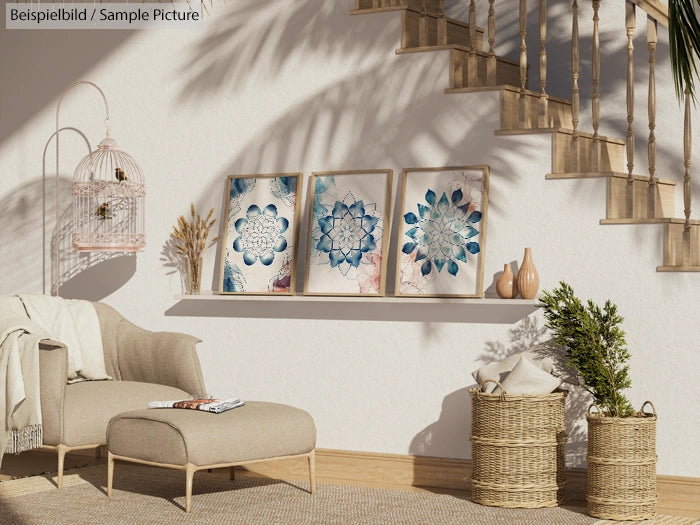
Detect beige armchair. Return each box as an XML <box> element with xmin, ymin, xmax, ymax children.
<box><xmin>39</xmin><ymin>302</ymin><xmax>207</xmax><ymax>488</ymax></box>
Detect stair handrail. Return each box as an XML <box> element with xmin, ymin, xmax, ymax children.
<box><xmin>629</xmin><ymin>0</ymin><xmax>668</xmax><ymax>27</ymax></box>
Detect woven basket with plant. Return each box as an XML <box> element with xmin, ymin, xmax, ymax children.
<box><xmin>539</xmin><ymin>282</ymin><xmax>657</xmax><ymax>520</ymax></box>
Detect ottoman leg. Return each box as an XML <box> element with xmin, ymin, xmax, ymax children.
<box><xmin>107</xmin><ymin>452</ymin><xmax>114</xmax><ymax>497</ymax></box>
<box><xmin>308</xmin><ymin>451</ymin><xmax>316</xmax><ymax>494</ymax></box>
<box><xmin>185</xmin><ymin>463</ymin><xmax>196</xmax><ymax>513</ymax></box>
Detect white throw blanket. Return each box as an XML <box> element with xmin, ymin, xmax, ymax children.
<box><xmin>0</xmin><ymin>297</ymin><xmax>49</xmax><ymax>465</ymax></box>
<box><xmin>18</xmin><ymin>295</ymin><xmax>111</xmax><ymax>383</ymax></box>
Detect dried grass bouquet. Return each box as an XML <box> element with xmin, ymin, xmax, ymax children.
<box><xmin>171</xmin><ymin>204</ymin><xmax>219</xmax><ymax>293</ymax></box>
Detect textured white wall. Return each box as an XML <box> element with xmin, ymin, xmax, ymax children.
<box><xmin>0</xmin><ymin>0</ymin><xmax>698</xmax><ymax>477</ymax></box>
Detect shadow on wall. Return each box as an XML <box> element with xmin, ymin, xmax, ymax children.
<box><xmin>409</xmin><ymin>387</ymin><xmax>472</xmax><ymax>460</ymax></box>
<box><xmin>478</xmin><ymin>315</ymin><xmax>590</xmax><ymax>468</ymax></box>
<box><xmin>176</xmin><ymin>0</ymin><xmax>403</xmax><ymax>103</ymax></box>
<box><xmin>0</xmin><ymin>177</ymin><xmax>135</xmax><ymax>299</ymax></box>
<box><xmin>0</xmin><ymin>5</ymin><xmax>134</xmax><ymax>147</ymax></box>
<box><xmin>169</xmin><ymin>1</ymin><xmax>535</xmax><ymax>299</ymax></box>
<box><xmin>409</xmin><ymin>315</ymin><xmax>589</xmax><ymax>479</ymax></box>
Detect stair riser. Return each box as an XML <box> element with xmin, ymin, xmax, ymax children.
<box><xmin>402</xmin><ymin>9</ymin><xmax>483</xmax><ymax>50</ymax></box>
<box><xmin>663</xmin><ymin>223</ymin><xmax>700</xmax><ymax>267</ymax></box>
<box><xmin>551</xmin><ymin>133</ymin><xmax>625</xmax><ymax>174</ymax></box>
<box><xmin>357</xmin><ymin>0</ymin><xmax>438</xmax><ymax>15</ymax></box>
<box><xmin>501</xmin><ymin>90</ymin><xmax>572</xmax><ymax>130</ymax></box>
<box><xmin>607</xmin><ymin>178</ymin><xmax>675</xmax><ymax>220</ymax></box>
<box><xmin>450</xmin><ymin>49</ymin><xmax>519</xmax><ymax>90</ymax></box>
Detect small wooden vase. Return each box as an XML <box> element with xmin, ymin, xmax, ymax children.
<box><xmin>516</xmin><ymin>248</ymin><xmax>539</xmax><ymax>299</ymax></box>
<box><xmin>496</xmin><ymin>263</ymin><xmax>517</xmax><ymax>299</ymax></box>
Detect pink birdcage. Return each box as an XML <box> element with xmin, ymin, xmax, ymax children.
<box><xmin>72</xmin><ymin>134</ymin><xmax>145</xmax><ymax>252</ymax></box>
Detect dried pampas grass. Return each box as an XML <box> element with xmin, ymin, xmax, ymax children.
<box><xmin>171</xmin><ymin>203</ymin><xmax>219</xmax><ymax>293</ymax></box>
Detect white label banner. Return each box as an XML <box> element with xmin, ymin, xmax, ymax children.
<box><xmin>6</xmin><ymin>2</ymin><xmax>205</xmax><ymax>29</ymax></box>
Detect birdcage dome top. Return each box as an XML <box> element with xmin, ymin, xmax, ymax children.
<box><xmin>97</xmin><ymin>136</ymin><xmax>119</xmax><ymax>150</ymax></box>
<box><xmin>73</xmin><ymin>134</ymin><xmax>144</xmax><ymax>185</ymax></box>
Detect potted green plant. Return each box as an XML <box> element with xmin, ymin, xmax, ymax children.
<box><xmin>539</xmin><ymin>282</ymin><xmax>657</xmax><ymax>521</ymax></box>
<box><xmin>669</xmin><ymin>0</ymin><xmax>700</xmax><ymax>101</ymax></box>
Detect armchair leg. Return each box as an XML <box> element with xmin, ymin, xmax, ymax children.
<box><xmin>107</xmin><ymin>452</ymin><xmax>114</xmax><ymax>497</ymax></box>
<box><xmin>308</xmin><ymin>451</ymin><xmax>316</xmax><ymax>494</ymax></box>
<box><xmin>185</xmin><ymin>463</ymin><xmax>196</xmax><ymax>513</ymax></box>
<box><xmin>56</xmin><ymin>444</ymin><xmax>68</xmax><ymax>489</ymax></box>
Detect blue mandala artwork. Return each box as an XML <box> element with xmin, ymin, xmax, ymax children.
<box><xmin>401</xmin><ymin>188</ymin><xmax>482</xmax><ymax>277</ymax></box>
<box><xmin>222</xmin><ymin>260</ymin><xmax>246</xmax><ymax>292</ymax></box>
<box><xmin>316</xmin><ymin>195</ymin><xmax>378</xmax><ymax>269</ymax></box>
<box><xmin>233</xmin><ymin>204</ymin><xmax>289</xmax><ymax>266</ymax></box>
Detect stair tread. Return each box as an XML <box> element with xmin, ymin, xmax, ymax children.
<box><xmin>547</xmin><ymin>172</ymin><xmax>675</xmax><ymax>185</ymax></box>
<box><xmin>398</xmin><ymin>46</ymin><xmax>517</xmax><ymax>66</ymax></box>
<box><xmin>446</xmin><ymin>86</ymin><xmax>571</xmax><ymax>106</ymax></box>
<box><xmin>657</xmin><ymin>265</ymin><xmax>700</xmax><ymax>272</ymax></box>
<box><xmin>351</xmin><ymin>6</ymin><xmax>484</xmax><ymax>33</ymax></box>
<box><xmin>601</xmin><ymin>217</ymin><xmax>700</xmax><ymax>225</ymax></box>
<box><xmin>350</xmin><ymin>6</ymin><xmax>407</xmax><ymax>15</ymax></box>
<box><xmin>497</xmin><ymin>128</ymin><xmax>625</xmax><ymax>145</ymax></box>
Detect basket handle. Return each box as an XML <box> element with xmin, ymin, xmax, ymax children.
<box><xmin>638</xmin><ymin>400</ymin><xmax>657</xmax><ymax>417</ymax></box>
<box><xmin>479</xmin><ymin>379</ymin><xmax>507</xmax><ymax>393</ymax></box>
<box><xmin>587</xmin><ymin>403</ymin><xmax>603</xmax><ymax>421</ymax></box>
<box><xmin>478</xmin><ymin>379</ymin><xmax>508</xmax><ymax>399</ymax></box>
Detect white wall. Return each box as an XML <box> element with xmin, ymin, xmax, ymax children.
<box><xmin>1</xmin><ymin>0</ymin><xmax>698</xmax><ymax>477</ymax></box>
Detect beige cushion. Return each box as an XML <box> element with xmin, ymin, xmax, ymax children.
<box><xmin>498</xmin><ymin>355</ymin><xmax>561</xmax><ymax>395</ymax></box>
<box><xmin>107</xmin><ymin>401</ymin><xmax>317</xmax><ymax>467</ymax></box>
<box><xmin>54</xmin><ymin>381</ymin><xmax>191</xmax><ymax>447</ymax></box>
<box><xmin>472</xmin><ymin>351</ymin><xmax>554</xmax><ymax>393</ymax></box>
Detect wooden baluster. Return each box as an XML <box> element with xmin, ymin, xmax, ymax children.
<box><xmin>519</xmin><ymin>0</ymin><xmax>528</xmax><ymax>127</ymax></box>
<box><xmin>419</xmin><ymin>0</ymin><xmax>428</xmax><ymax>47</ymax></box>
<box><xmin>591</xmin><ymin>0</ymin><xmax>601</xmax><ymax>171</ymax></box>
<box><xmin>625</xmin><ymin>0</ymin><xmax>636</xmax><ymax>217</ymax></box>
<box><xmin>468</xmin><ymin>0</ymin><xmax>477</xmax><ymax>86</ymax></box>
<box><xmin>647</xmin><ymin>16</ymin><xmax>658</xmax><ymax>217</ymax></box>
<box><xmin>487</xmin><ymin>0</ymin><xmax>496</xmax><ymax>85</ymax></box>
<box><xmin>683</xmin><ymin>84</ymin><xmax>692</xmax><ymax>267</ymax></box>
<box><xmin>438</xmin><ymin>0</ymin><xmax>447</xmax><ymax>46</ymax></box>
<box><xmin>538</xmin><ymin>0</ymin><xmax>548</xmax><ymax>127</ymax></box>
<box><xmin>571</xmin><ymin>0</ymin><xmax>580</xmax><ymax>171</ymax></box>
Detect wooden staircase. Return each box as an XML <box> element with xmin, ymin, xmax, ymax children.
<box><xmin>351</xmin><ymin>0</ymin><xmax>699</xmax><ymax>271</ymax></box>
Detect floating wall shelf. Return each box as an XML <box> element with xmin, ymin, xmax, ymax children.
<box><xmin>168</xmin><ymin>292</ymin><xmax>540</xmax><ymax>324</ymax></box>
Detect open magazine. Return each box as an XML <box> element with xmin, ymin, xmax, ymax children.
<box><xmin>147</xmin><ymin>398</ymin><xmax>245</xmax><ymax>414</ymax></box>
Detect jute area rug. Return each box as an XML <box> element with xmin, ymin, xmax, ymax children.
<box><xmin>0</xmin><ymin>464</ymin><xmax>696</xmax><ymax>525</ymax></box>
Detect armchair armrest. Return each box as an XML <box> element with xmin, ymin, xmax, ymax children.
<box><xmin>116</xmin><ymin>322</ymin><xmax>207</xmax><ymax>397</ymax></box>
<box><xmin>39</xmin><ymin>340</ymin><xmax>68</xmax><ymax>446</ymax></box>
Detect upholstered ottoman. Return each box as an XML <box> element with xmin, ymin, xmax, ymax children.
<box><xmin>106</xmin><ymin>401</ymin><xmax>316</xmax><ymax>512</ymax></box>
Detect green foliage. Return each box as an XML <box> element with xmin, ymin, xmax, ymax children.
<box><xmin>669</xmin><ymin>0</ymin><xmax>700</xmax><ymax>101</ymax></box>
<box><xmin>539</xmin><ymin>282</ymin><xmax>634</xmax><ymax>418</ymax></box>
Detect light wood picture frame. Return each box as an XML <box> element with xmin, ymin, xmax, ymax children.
<box><xmin>396</xmin><ymin>166</ymin><xmax>489</xmax><ymax>298</ymax></box>
<box><xmin>304</xmin><ymin>170</ymin><xmax>393</xmax><ymax>296</ymax></box>
<box><xmin>219</xmin><ymin>173</ymin><xmax>303</xmax><ymax>295</ymax></box>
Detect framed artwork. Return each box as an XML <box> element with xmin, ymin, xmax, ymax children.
<box><xmin>219</xmin><ymin>173</ymin><xmax>303</xmax><ymax>294</ymax></box>
<box><xmin>396</xmin><ymin>166</ymin><xmax>489</xmax><ymax>298</ymax></box>
<box><xmin>304</xmin><ymin>170</ymin><xmax>393</xmax><ymax>296</ymax></box>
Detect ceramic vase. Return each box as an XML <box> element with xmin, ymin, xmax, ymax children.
<box><xmin>496</xmin><ymin>263</ymin><xmax>518</xmax><ymax>299</ymax></box>
<box><xmin>516</xmin><ymin>248</ymin><xmax>539</xmax><ymax>299</ymax></box>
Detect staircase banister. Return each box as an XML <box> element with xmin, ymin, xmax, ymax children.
<box><xmin>629</xmin><ymin>0</ymin><xmax>668</xmax><ymax>27</ymax></box>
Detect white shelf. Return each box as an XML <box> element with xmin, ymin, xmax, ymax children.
<box><xmin>168</xmin><ymin>292</ymin><xmax>540</xmax><ymax>324</ymax></box>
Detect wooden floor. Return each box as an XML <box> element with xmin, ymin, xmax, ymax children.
<box><xmin>2</xmin><ymin>448</ymin><xmax>697</xmax><ymax>519</ymax></box>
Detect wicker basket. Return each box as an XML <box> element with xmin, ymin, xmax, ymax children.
<box><xmin>586</xmin><ymin>401</ymin><xmax>657</xmax><ymax>520</ymax></box>
<box><xmin>469</xmin><ymin>380</ymin><xmax>568</xmax><ymax>508</ymax></box>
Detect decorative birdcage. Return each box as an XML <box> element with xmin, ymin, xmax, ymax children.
<box><xmin>72</xmin><ymin>134</ymin><xmax>145</xmax><ymax>252</ymax></box>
